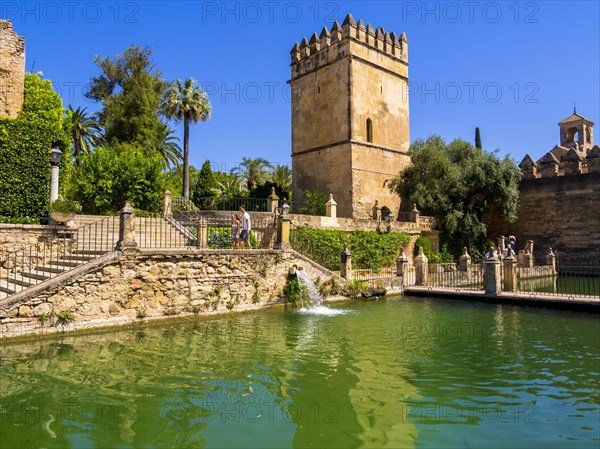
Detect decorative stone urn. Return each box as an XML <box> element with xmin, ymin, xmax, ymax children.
<box><xmin>48</xmin><ymin>211</ymin><xmax>76</xmax><ymax>224</ymax></box>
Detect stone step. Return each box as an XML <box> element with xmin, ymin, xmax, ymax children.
<box><xmin>51</xmin><ymin>260</ymin><xmax>82</xmax><ymax>268</ymax></box>
<box><xmin>72</xmin><ymin>249</ymin><xmax>109</xmax><ymax>256</ymax></box>
<box><xmin>20</xmin><ymin>271</ymin><xmax>51</xmax><ymax>281</ymax></box>
<box><xmin>6</xmin><ymin>276</ymin><xmax>36</xmax><ymax>288</ymax></box>
<box><xmin>0</xmin><ymin>285</ymin><xmax>16</xmax><ymax>295</ymax></box>
<box><xmin>32</xmin><ymin>265</ymin><xmax>68</xmax><ymax>274</ymax></box>
<box><xmin>65</xmin><ymin>254</ymin><xmax>97</xmax><ymax>262</ymax></box>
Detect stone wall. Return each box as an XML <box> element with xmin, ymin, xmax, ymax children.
<box><xmin>0</xmin><ymin>249</ymin><xmax>340</xmax><ymax>339</ymax></box>
<box><xmin>0</xmin><ymin>224</ymin><xmax>65</xmax><ymax>268</ymax></box>
<box><xmin>0</xmin><ymin>20</ymin><xmax>25</xmax><ymax>118</ymax></box>
<box><xmin>488</xmin><ymin>172</ymin><xmax>600</xmax><ymax>265</ymax></box>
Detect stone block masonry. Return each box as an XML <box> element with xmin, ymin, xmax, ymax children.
<box><xmin>0</xmin><ymin>249</ymin><xmax>340</xmax><ymax>339</ymax></box>
<box><xmin>488</xmin><ymin>172</ymin><xmax>600</xmax><ymax>266</ymax></box>
<box><xmin>0</xmin><ymin>20</ymin><xmax>25</xmax><ymax>118</ymax></box>
<box><xmin>290</xmin><ymin>14</ymin><xmax>411</xmax><ymax>219</ymax></box>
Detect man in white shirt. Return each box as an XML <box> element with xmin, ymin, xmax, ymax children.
<box><xmin>239</xmin><ymin>204</ymin><xmax>252</xmax><ymax>249</ymax></box>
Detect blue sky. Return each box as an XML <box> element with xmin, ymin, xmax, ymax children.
<box><xmin>3</xmin><ymin>1</ymin><xmax>599</xmax><ymax>171</ymax></box>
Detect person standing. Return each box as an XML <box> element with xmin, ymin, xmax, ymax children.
<box><xmin>231</xmin><ymin>213</ymin><xmax>241</xmax><ymax>249</ymax></box>
<box><xmin>239</xmin><ymin>204</ymin><xmax>252</xmax><ymax>250</ymax></box>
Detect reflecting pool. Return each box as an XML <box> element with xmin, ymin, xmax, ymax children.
<box><xmin>1</xmin><ymin>296</ymin><xmax>599</xmax><ymax>448</ymax></box>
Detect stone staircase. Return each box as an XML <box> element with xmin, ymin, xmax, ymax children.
<box><xmin>0</xmin><ymin>214</ymin><xmax>194</xmax><ymax>300</ymax></box>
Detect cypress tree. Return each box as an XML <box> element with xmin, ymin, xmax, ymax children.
<box><xmin>475</xmin><ymin>127</ymin><xmax>482</xmax><ymax>149</ymax></box>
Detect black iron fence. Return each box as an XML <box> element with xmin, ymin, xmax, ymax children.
<box><xmin>149</xmin><ymin>214</ymin><xmax>276</xmax><ymax>250</ymax></box>
<box><xmin>0</xmin><ymin>216</ymin><xmax>117</xmax><ymax>299</ymax></box>
<box><xmin>352</xmin><ymin>266</ymin><xmax>398</xmax><ymax>281</ymax></box>
<box><xmin>181</xmin><ymin>197</ymin><xmax>269</xmax><ymax>213</ymax></box>
<box><xmin>425</xmin><ymin>263</ymin><xmax>485</xmax><ymax>291</ymax></box>
<box><xmin>515</xmin><ymin>265</ymin><xmax>600</xmax><ymax>298</ymax></box>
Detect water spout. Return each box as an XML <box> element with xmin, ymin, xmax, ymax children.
<box><xmin>295</xmin><ymin>269</ymin><xmax>322</xmax><ymax>307</ymax></box>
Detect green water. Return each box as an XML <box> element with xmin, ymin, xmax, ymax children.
<box><xmin>1</xmin><ymin>297</ymin><xmax>599</xmax><ymax>449</ymax></box>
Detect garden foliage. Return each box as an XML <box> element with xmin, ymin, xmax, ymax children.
<box><xmin>290</xmin><ymin>227</ymin><xmax>411</xmax><ymax>271</ymax></box>
<box><xmin>0</xmin><ymin>73</ymin><xmax>69</xmax><ymax>221</ymax></box>
<box><xmin>68</xmin><ymin>147</ymin><xmax>165</xmax><ymax>214</ymax></box>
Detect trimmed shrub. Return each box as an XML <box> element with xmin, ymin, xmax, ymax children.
<box><xmin>290</xmin><ymin>227</ymin><xmax>411</xmax><ymax>271</ymax></box>
<box><xmin>0</xmin><ymin>119</ymin><xmax>69</xmax><ymax>221</ymax></box>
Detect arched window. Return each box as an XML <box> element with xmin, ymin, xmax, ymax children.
<box><xmin>366</xmin><ymin>118</ymin><xmax>373</xmax><ymax>143</ymax></box>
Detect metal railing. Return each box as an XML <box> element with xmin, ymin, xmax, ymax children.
<box><xmin>352</xmin><ymin>266</ymin><xmax>398</xmax><ymax>281</ymax></box>
<box><xmin>515</xmin><ymin>265</ymin><xmax>600</xmax><ymax>298</ymax></box>
<box><xmin>183</xmin><ymin>197</ymin><xmax>269</xmax><ymax>212</ymax></box>
<box><xmin>0</xmin><ymin>216</ymin><xmax>117</xmax><ymax>299</ymax></box>
<box><xmin>425</xmin><ymin>263</ymin><xmax>485</xmax><ymax>291</ymax></box>
<box><xmin>153</xmin><ymin>214</ymin><xmax>277</xmax><ymax>250</ymax></box>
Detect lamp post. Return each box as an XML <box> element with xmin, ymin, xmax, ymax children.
<box><xmin>49</xmin><ymin>143</ymin><xmax>62</xmax><ymax>203</ymax></box>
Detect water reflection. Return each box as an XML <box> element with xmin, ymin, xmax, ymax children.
<box><xmin>1</xmin><ymin>298</ymin><xmax>598</xmax><ymax>449</ymax></box>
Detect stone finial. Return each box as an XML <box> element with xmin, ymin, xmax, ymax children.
<box><xmin>375</xmin><ymin>27</ymin><xmax>385</xmax><ymax>40</ymax></box>
<box><xmin>519</xmin><ymin>154</ymin><xmax>536</xmax><ymax>168</ymax></box>
<box><xmin>396</xmin><ymin>247</ymin><xmax>409</xmax><ymax>281</ymax></box>
<box><xmin>459</xmin><ymin>247</ymin><xmax>471</xmax><ymax>272</ymax></box>
<box><xmin>537</xmin><ymin>152</ymin><xmax>560</xmax><ymax>177</ymax></box>
<box><xmin>116</xmin><ymin>201</ymin><xmax>137</xmax><ymax>251</ymax></box>
<box><xmin>412</xmin><ymin>203</ymin><xmax>419</xmax><ymax>212</ymax></box>
<box><xmin>519</xmin><ymin>154</ymin><xmax>538</xmax><ymax>179</ymax></box>
<box><xmin>299</xmin><ymin>37</ymin><xmax>310</xmax><ymax>57</ymax></box>
<box><xmin>121</xmin><ymin>201</ymin><xmax>134</xmax><ymax>214</ymax></box>
<box><xmin>357</xmin><ymin>19</ymin><xmax>365</xmax><ymax>30</ymax></box>
<box><xmin>587</xmin><ymin>145</ymin><xmax>600</xmax><ymax>173</ymax></box>
<box><xmin>162</xmin><ymin>190</ymin><xmax>173</xmax><ymax>218</ymax></box>
<box><xmin>414</xmin><ymin>246</ymin><xmax>428</xmax><ymax>285</ymax></box>
<box><xmin>384</xmin><ymin>32</ymin><xmax>393</xmax><ymax>53</ymax></box>
<box><xmin>309</xmin><ymin>32</ymin><xmax>320</xmax><ymax>52</ymax></box>
<box><xmin>342</xmin><ymin>13</ymin><xmax>357</xmax><ymax>38</ymax></box>
<box><xmin>341</xmin><ymin>244</ymin><xmax>352</xmax><ymax>257</ymax></box>
<box><xmin>325</xmin><ymin>193</ymin><xmax>337</xmax><ymax>218</ymax></box>
<box><xmin>319</xmin><ymin>26</ymin><xmax>331</xmax><ymax>47</ymax></box>
<box><xmin>546</xmin><ymin>247</ymin><xmax>556</xmax><ymax>270</ymax></box>
<box><xmin>340</xmin><ymin>244</ymin><xmax>352</xmax><ymax>279</ymax></box>
<box><xmin>563</xmin><ymin>148</ymin><xmax>583</xmax><ymax>175</ymax></box>
<box><xmin>330</xmin><ymin>20</ymin><xmax>343</xmax><ymax>43</ymax></box>
<box><xmin>399</xmin><ymin>32</ymin><xmax>408</xmax><ymax>59</ymax></box>
<box><xmin>342</xmin><ymin>13</ymin><xmax>356</xmax><ymax>27</ymax></box>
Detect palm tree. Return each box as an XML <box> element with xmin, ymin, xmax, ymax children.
<box><xmin>232</xmin><ymin>157</ymin><xmax>273</xmax><ymax>192</ymax></box>
<box><xmin>65</xmin><ymin>105</ymin><xmax>105</xmax><ymax>163</ymax></box>
<box><xmin>269</xmin><ymin>165</ymin><xmax>292</xmax><ymax>195</ymax></box>
<box><xmin>154</xmin><ymin>125</ymin><xmax>182</xmax><ymax>170</ymax></box>
<box><xmin>162</xmin><ymin>78</ymin><xmax>212</xmax><ymax>199</ymax></box>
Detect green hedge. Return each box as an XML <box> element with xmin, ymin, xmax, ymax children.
<box><xmin>0</xmin><ymin>119</ymin><xmax>69</xmax><ymax>221</ymax></box>
<box><xmin>290</xmin><ymin>227</ymin><xmax>411</xmax><ymax>271</ymax></box>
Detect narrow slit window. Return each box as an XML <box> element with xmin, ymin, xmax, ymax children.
<box><xmin>366</xmin><ymin>118</ymin><xmax>373</xmax><ymax>143</ymax></box>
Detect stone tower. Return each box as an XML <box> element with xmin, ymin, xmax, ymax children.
<box><xmin>0</xmin><ymin>20</ymin><xmax>25</xmax><ymax>119</ymax></box>
<box><xmin>290</xmin><ymin>14</ymin><xmax>410</xmax><ymax>218</ymax></box>
<box><xmin>559</xmin><ymin>108</ymin><xmax>594</xmax><ymax>156</ymax></box>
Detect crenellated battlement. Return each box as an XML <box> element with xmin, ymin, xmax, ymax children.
<box><xmin>290</xmin><ymin>14</ymin><xmax>408</xmax><ymax>68</ymax></box>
